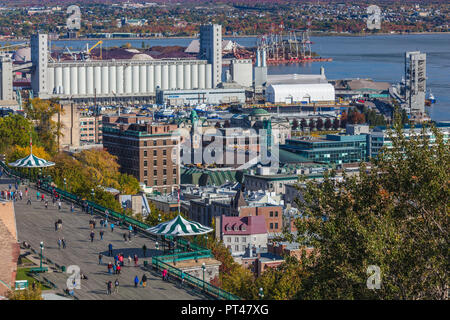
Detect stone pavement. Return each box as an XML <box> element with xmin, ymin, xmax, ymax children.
<box><xmin>1</xmin><ymin>176</ymin><xmax>210</xmax><ymax>300</ymax></box>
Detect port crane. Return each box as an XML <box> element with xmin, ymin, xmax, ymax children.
<box><xmin>84</xmin><ymin>40</ymin><xmax>103</xmax><ymax>60</ymax></box>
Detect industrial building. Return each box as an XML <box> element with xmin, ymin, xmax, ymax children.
<box><xmin>156</xmin><ymin>87</ymin><xmax>246</xmax><ymax>105</ymax></box>
<box><xmin>265</xmin><ymin>68</ymin><xmax>335</xmax><ymax>104</ymax></box>
<box><xmin>25</xmin><ymin>26</ymin><xmax>227</xmax><ymax>104</ymax></box>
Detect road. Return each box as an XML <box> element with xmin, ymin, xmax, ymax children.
<box><xmin>1</xmin><ymin>176</ymin><xmax>208</xmax><ymax>300</ymax></box>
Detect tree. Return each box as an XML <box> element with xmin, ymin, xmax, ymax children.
<box><xmin>324</xmin><ymin>118</ymin><xmax>332</xmax><ymax>130</ymax></box>
<box><xmin>292</xmin><ymin>119</ymin><xmax>299</xmax><ymax>130</ymax></box>
<box><xmin>332</xmin><ymin>118</ymin><xmax>340</xmax><ymax>130</ymax></box>
<box><xmin>293</xmin><ymin>122</ymin><xmax>449</xmax><ymax>299</ymax></box>
<box><xmin>24</xmin><ymin>98</ymin><xmax>62</xmax><ymax>155</ymax></box>
<box><xmin>340</xmin><ymin>111</ymin><xmax>348</xmax><ymax>128</ymax></box>
<box><xmin>316</xmin><ymin>118</ymin><xmax>324</xmax><ymax>131</ymax></box>
<box><xmin>7</xmin><ymin>285</ymin><xmax>43</xmax><ymax>300</ymax></box>
<box><xmin>308</xmin><ymin>119</ymin><xmax>315</xmax><ymax>131</ymax></box>
<box><xmin>0</xmin><ymin>114</ymin><xmax>37</xmax><ymax>155</ymax></box>
<box><xmin>300</xmin><ymin>119</ymin><xmax>307</xmax><ymax>131</ymax></box>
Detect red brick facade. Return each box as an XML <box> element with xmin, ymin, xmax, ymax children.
<box><xmin>239</xmin><ymin>205</ymin><xmax>283</xmax><ymax>233</ymax></box>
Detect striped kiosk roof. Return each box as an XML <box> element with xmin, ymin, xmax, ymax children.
<box><xmin>146</xmin><ymin>215</ymin><xmax>213</xmax><ymax>236</ymax></box>
<box><xmin>8</xmin><ymin>153</ymin><xmax>55</xmax><ymax>168</ymax></box>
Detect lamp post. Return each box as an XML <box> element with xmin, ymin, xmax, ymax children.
<box><xmin>39</xmin><ymin>241</ymin><xmax>44</xmax><ymax>269</ymax></box>
<box><xmin>64</xmin><ymin>178</ymin><xmax>67</xmax><ymax>191</ymax></box>
<box><xmin>91</xmin><ymin>188</ymin><xmax>95</xmax><ymax>200</ymax></box>
<box><xmin>155</xmin><ymin>241</ymin><xmax>159</xmax><ymax>251</ymax></box>
<box><xmin>259</xmin><ymin>287</ymin><xmax>264</xmax><ymax>300</ymax></box>
<box><xmin>202</xmin><ymin>262</ymin><xmax>206</xmax><ymax>290</ymax></box>
<box><xmin>158</xmin><ymin>213</ymin><xmax>161</xmax><ymax>222</ymax></box>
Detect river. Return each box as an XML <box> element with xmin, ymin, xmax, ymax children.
<box><xmin>2</xmin><ymin>34</ymin><xmax>449</xmax><ymax>121</ymax></box>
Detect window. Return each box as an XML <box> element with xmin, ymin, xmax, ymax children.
<box><xmin>163</xmin><ymin>150</ymin><xmax>166</xmax><ymax>156</ymax></box>
<box><xmin>235</xmin><ymin>245</ymin><xmax>239</xmax><ymax>251</ymax></box>
<box><xmin>153</xmin><ymin>180</ymin><xmax>157</xmax><ymax>185</ymax></box>
<box><xmin>144</xmin><ymin>151</ymin><xmax>147</xmax><ymax>157</ymax></box>
<box><xmin>144</xmin><ymin>161</ymin><xmax>147</xmax><ymax>167</ymax></box>
<box><xmin>163</xmin><ymin>140</ymin><xmax>167</xmax><ymax>146</ymax></box>
<box><xmin>242</xmin><ymin>237</ymin><xmax>246</xmax><ymax>242</ymax></box>
<box><xmin>275</xmin><ymin>223</ymin><xmax>278</xmax><ymax>229</ymax></box>
<box><xmin>173</xmin><ymin>168</ymin><xmax>177</xmax><ymax>174</ymax></box>
<box><xmin>227</xmin><ymin>237</ymin><xmax>231</xmax><ymax>242</ymax></box>
<box><xmin>144</xmin><ymin>180</ymin><xmax>147</xmax><ymax>185</ymax></box>
<box><xmin>144</xmin><ymin>170</ymin><xmax>147</xmax><ymax>177</ymax></box>
<box><xmin>235</xmin><ymin>237</ymin><xmax>239</xmax><ymax>242</ymax></box>
<box><xmin>163</xmin><ymin>169</ymin><xmax>167</xmax><ymax>175</ymax></box>
<box><xmin>153</xmin><ymin>150</ymin><xmax>157</xmax><ymax>156</ymax></box>
<box><xmin>270</xmin><ymin>211</ymin><xmax>273</xmax><ymax>217</ymax></box>
<box><xmin>144</xmin><ymin>141</ymin><xmax>147</xmax><ymax>146</ymax></box>
<box><xmin>154</xmin><ymin>170</ymin><xmax>157</xmax><ymax>176</ymax></box>
<box><xmin>275</xmin><ymin>211</ymin><xmax>279</xmax><ymax>217</ymax></box>
<box><xmin>270</xmin><ymin>223</ymin><xmax>273</xmax><ymax>230</ymax></box>
<box><xmin>163</xmin><ymin>160</ymin><xmax>167</xmax><ymax>165</ymax></box>
<box><xmin>153</xmin><ymin>160</ymin><xmax>157</xmax><ymax>166</ymax></box>
<box><xmin>153</xmin><ymin>140</ymin><xmax>157</xmax><ymax>146</ymax></box>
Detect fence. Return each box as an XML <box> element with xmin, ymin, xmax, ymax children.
<box><xmin>152</xmin><ymin>256</ymin><xmax>240</xmax><ymax>300</ymax></box>
<box><xmin>0</xmin><ymin>161</ymin><xmax>239</xmax><ymax>300</ymax></box>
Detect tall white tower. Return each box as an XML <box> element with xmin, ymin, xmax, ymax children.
<box><xmin>199</xmin><ymin>24</ymin><xmax>222</xmax><ymax>88</ymax></box>
<box><xmin>31</xmin><ymin>33</ymin><xmax>49</xmax><ymax>97</ymax></box>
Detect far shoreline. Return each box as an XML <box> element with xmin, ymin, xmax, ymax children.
<box><xmin>1</xmin><ymin>31</ymin><xmax>449</xmax><ymax>43</ymax></box>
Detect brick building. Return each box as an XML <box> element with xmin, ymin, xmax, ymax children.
<box><xmin>79</xmin><ymin>112</ymin><xmax>103</xmax><ymax>144</ymax></box>
<box><xmin>0</xmin><ymin>200</ymin><xmax>20</xmax><ymax>297</ymax></box>
<box><xmin>102</xmin><ymin>114</ymin><xmax>180</xmax><ymax>194</ymax></box>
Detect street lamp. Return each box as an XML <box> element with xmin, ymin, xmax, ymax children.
<box><xmin>202</xmin><ymin>262</ymin><xmax>206</xmax><ymax>290</ymax></box>
<box><xmin>155</xmin><ymin>241</ymin><xmax>159</xmax><ymax>251</ymax></box>
<box><xmin>259</xmin><ymin>287</ymin><xmax>264</xmax><ymax>300</ymax></box>
<box><xmin>158</xmin><ymin>213</ymin><xmax>161</xmax><ymax>222</ymax></box>
<box><xmin>64</xmin><ymin>178</ymin><xmax>67</xmax><ymax>190</ymax></box>
<box><xmin>39</xmin><ymin>241</ymin><xmax>44</xmax><ymax>269</ymax></box>
<box><xmin>91</xmin><ymin>188</ymin><xmax>95</xmax><ymax>199</ymax></box>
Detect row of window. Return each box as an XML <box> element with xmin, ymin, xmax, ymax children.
<box><xmin>143</xmin><ymin>149</ymin><xmax>167</xmax><ymax>157</ymax></box>
<box><xmin>144</xmin><ymin>168</ymin><xmax>177</xmax><ymax>176</ymax></box>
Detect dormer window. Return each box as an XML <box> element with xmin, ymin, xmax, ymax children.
<box><xmin>240</xmin><ymin>225</ymin><xmax>246</xmax><ymax>231</ymax></box>
<box><xmin>233</xmin><ymin>225</ymin><xmax>239</xmax><ymax>231</ymax></box>
<box><xmin>226</xmin><ymin>225</ymin><xmax>231</xmax><ymax>231</ymax></box>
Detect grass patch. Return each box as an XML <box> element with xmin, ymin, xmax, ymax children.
<box><xmin>18</xmin><ymin>256</ymin><xmax>34</xmax><ymax>266</ymax></box>
<box><xmin>15</xmin><ymin>268</ymin><xmax>52</xmax><ymax>290</ymax></box>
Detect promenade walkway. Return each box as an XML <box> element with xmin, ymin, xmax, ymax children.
<box><xmin>1</xmin><ymin>176</ymin><xmax>208</xmax><ymax>300</ymax></box>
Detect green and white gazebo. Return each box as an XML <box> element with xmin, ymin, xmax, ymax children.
<box><xmin>146</xmin><ymin>215</ymin><xmax>213</xmax><ymax>236</ymax></box>
<box><xmin>8</xmin><ymin>139</ymin><xmax>55</xmax><ymax>168</ymax></box>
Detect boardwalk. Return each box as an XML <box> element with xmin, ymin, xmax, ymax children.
<box><xmin>1</xmin><ymin>177</ymin><xmax>208</xmax><ymax>300</ymax></box>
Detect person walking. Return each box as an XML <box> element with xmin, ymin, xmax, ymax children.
<box><xmin>142</xmin><ymin>244</ymin><xmax>147</xmax><ymax>257</ymax></box>
<box><xmin>134</xmin><ymin>275</ymin><xmax>139</xmax><ymax>288</ymax></box>
<box><xmin>108</xmin><ymin>243</ymin><xmax>113</xmax><ymax>256</ymax></box>
<box><xmin>57</xmin><ymin>238</ymin><xmax>62</xmax><ymax>249</ymax></box>
<box><xmin>110</xmin><ymin>222</ymin><xmax>115</xmax><ymax>232</ymax></box>
<box><xmin>116</xmin><ymin>263</ymin><xmax>121</xmax><ymax>275</ymax></box>
<box><xmin>162</xmin><ymin>269</ymin><xmax>168</xmax><ymax>281</ymax></box>
<box><xmin>27</xmin><ymin>196</ymin><xmax>31</xmax><ymax>205</ymax></box>
<box><xmin>36</xmin><ymin>191</ymin><xmax>40</xmax><ymax>201</ymax></box>
<box><xmin>70</xmin><ymin>203</ymin><xmax>74</xmax><ymax>213</ymax></box>
<box><xmin>123</xmin><ymin>233</ymin><xmax>127</xmax><ymax>242</ymax></box>
<box><xmin>62</xmin><ymin>238</ymin><xmax>66</xmax><ymax>249</ymax></box>
<box><xmin>55</xmin><ymin>221</ymin><xmax>58</xmax><ymax>232</ymax></box>
<box><xmin>99</xmin><ymin>230</ymin><xmax>104</xmax><ymax>240</ymax></box>
<box><xmin>128</xmin><ymin>255</ymin><xmax>132</xmax><ymax>265</ymax></box>
<box><xmin>112</xmin><ymin>263</ymin><xmax>117</xmax><ymax>274</ymax></box>
<box><xmin>45</xmin><ymin>200</ymin><xmax>48</xmax><ymax>209</ymax></box>
<box><xmin>41</xmin><ymin>193</ymin><xmax>44</xmax><ymax>202</ymax></box>
<box><xmin>90</xmin><ymin>231</ymin><xmax>95</xmax><ymax>242</ymax></box>
<box><xmin>180</xmin><ymin>271</ymin><xmax>185</xmax><ymax>287</ymax></box>
<box><xmin>119</xmin><ymin>254</ymin><xmax>124</xmax><ymax>267</ymax></box>
<box><xmin>141</xmin><ymin>274</ymin><xmax>147</xmax><ymax>288</ymax></box>
<box><xmin>107</xmin><ymin>262</ymin><xmax>113</xmax><ymax>274</ymax></box>
<box><xmin>19</xmin><ymin>190</ymin><xmax>22</xmax><ymax>200</ymax></box>
<box><xmin>114</xmin><ymin>279</ymin><xmax>119</xmax><ymax>294</ymax></box>
<box><xmin>52</xmin><ymin>196</ymin><xmax>56</xmax><ymax>207</ymax></box>
<box><xmin>134</xmin><ymin>254</ymin><xmax>138</xmax><ymax>267</ymax></box>
<box><xmin>106</xmin><ymin>280</ymin><xmax>112</xmax><ymax>295</ymax></box>
<box><xmin>98</xmin><ymin>253</ymin><xmax>103</xmax><ymax>265</ymax></box>
<box><xmin>58</xmin><ymin>200</ymin><xmax>62</xmax><ymax>211</ymax></box>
